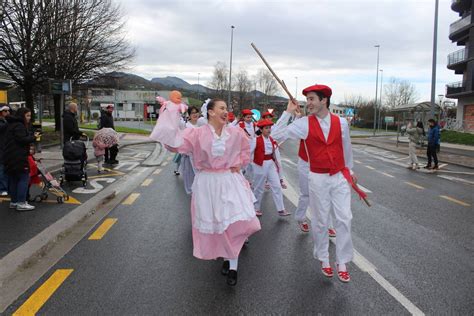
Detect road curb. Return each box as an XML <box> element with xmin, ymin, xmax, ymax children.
<box><xmin>0</xmin><ymin>144</ymin><xmax>166</xmax><ymax>313</ymax></box>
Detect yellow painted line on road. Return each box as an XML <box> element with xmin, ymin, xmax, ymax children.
<box><xmin>439</xmin><ymin>195</ymin><xmax>471</xmax><ymax>207</ymax></box>
<box><xmin>13</xmin><ymin>269</ymin><xmax>73</xmax><ymax>316</ymax></box>
<box><xmin>380</xmin><ymin>172</ymin><xmax>395</xmax><ymax>178</ymax></box>
<box><xmin>405</xmin><ymin>182</ymin><xmax>424</xmax><ymax>190</ymax></box>
<box><xmin>365</xmin><ymin>165</ymin><xmax>375</xmax><ymax>170</ymax></box>
<box><xmin>122</xmin><ymin>193</ymin><xmax>140</xmax><ymax>205</ymax></box>
<box><xmin>88</xmin><ymin>218</ymin><xmax>118</xmax><ymax>240</ymax></box>
<box><xmin>161</xmin><ymin>161</ymin><xmax>169</xmax><ymax>167</ymax></box>
<box><xmin>153</xmin><ymin>168</ymin><xmax>162</xmax><ymax>175</ymax></box>
<box><xmin>88</xmin><ymin>170</ymin><xmax>125</xmax><ymax>179</ymax></box>
<box><xmin>141</xmin><ymin>178</ymin><xmax>153</xmax><ymax>186</ymax></box>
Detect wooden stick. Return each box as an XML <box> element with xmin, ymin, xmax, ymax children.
<box><xmin>251</xmin><ymin>43</ymin><xmax>295</xmax><ymax>101</ymax></box>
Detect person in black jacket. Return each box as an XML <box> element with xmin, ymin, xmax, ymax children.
<box><xmin>63</xmin><ymin>102</ymin><xmax>83</xmax><ymax>143</ymax></box>
<box><xmin>4</xmin><ymin>107</ymin><xmax>40</xmax><ymax>211</ymax></box>
<box><xmin>0</xmin><ymin>105</ymin><xmax>10</xmax><ymax>196</ymax></box>
<box><xmin>99</xmin><ymin>105</ymin><xmax>118</xmax><ymax>164</ymax></box>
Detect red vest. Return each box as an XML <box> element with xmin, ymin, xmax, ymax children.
<box><xmin>305</xmin><ymin>114</ymin><xmax>345</xmax><ymax>174</ymax></box>
<box><xmin>253</xmin><ymin>135</ymin><xmax>277</xmax><ymax>166</ymax></box>
<box><xmin>239</xmin><ymin>121</ymin><xmax>255</xmax><ymax>136</ymax></box>
<box><xmin>298</xmin><ymin>140</ymin><xmax>308</xmax><ymax>161</ymax></box>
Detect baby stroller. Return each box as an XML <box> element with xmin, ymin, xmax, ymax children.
<box><xmin>60</xmin><ymin>137</ymin><xmax>89</xmax><ymax>187</ymax></box>
<box><xmin>29</xmin><ymin>156</ymin><xmax>69</xmax><ymax>204</ymax></box>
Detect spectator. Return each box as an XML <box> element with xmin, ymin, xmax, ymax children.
<box><xmin>405</xmin><ymin>121</ymin><xmax>423</xmax><ymax>170</ymax></box>
<box><xmin>424</xmin><ymin>118</ymin><xmax>440</xmax><ymax>170</ymax></box>
<box><xmin>63</xmin><ymin>102</ymin><xmax>83</xmax><ymax>143</ymax></box>
<box><xmin>4</xmin><ymin>107</ymin><xmax>40</xmax><ymax>211</ymax></box>
<box><xmin>99</xmin><ymin>105</ymin><xmax>118</xmax><ymax>164</ymax></box>
<box><xmin>0</xmin><ymin>105</ymin><xmax>10</xmax><ymax>196</ymax></box>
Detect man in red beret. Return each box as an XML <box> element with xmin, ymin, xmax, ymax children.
<box><xmin>271</xmin><ymin>84</ymin><xmax>366</xmax><ymax>283</ymax></box>
<box><xmin>250</xmin><ymin>119</ymin><xmax>289</xmax><ymax>217</ymax></box>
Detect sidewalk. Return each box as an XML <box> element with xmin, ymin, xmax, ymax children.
<box><xmin>352</xmin><ymin>136</ymin><xmax>474</xmax><ymax>169</ymax></box>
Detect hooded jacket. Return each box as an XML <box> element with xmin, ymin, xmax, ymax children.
<box><xmin>4</xmin><ymin>115</ymin><xmax>35</xmax><ymax>175</ymax></box>
<box><xmin>63</xmin><ymin>110</ymin><xmax>82</xmax><ymax>143</ymax></box>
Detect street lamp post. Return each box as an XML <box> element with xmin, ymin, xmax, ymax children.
<box><xmin>228</xmin><ymin>25</ymin><xmax>235</xmax><ymax>109</ymax></box>
<box><xmin>378</xmin><ymin>69</ymin><xmax>383</xmax><ymax>131</ymax></box>
<box><xmin>373</xmin><ymin>45</ymin><xmax>380</xmax><ymax>136</ymax></box>
<box><xmin>430</xmin><ymin>0</ymin><xmax>439</xmax><ymax>118</ymax></box>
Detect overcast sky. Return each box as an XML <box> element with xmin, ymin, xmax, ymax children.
<box><xmin>117</xmin><ymin>0</ymin><xmax>460</xmax><ymax>104</ymax></box>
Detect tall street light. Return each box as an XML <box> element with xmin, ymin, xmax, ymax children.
<box><xmin>228</xmin><ymin>25</ymin><xmax>235</xmax><ymax>110</ymax></box>
<box><xmin>373</xmin><ymin>44</ymin><xmax>380</xmax><ymax>136</ymax></box>
<box><xmin>378</xmin><ymin>69</ymin><xmax>383</xmax><ymax>130</ymax></box>
<box><xmin>430</xmin><ymin>0</ymin><xmax>439</xmax><ymax>118</ymax></box>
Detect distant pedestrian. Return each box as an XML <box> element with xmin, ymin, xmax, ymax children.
<box><xmin>0</xmin><ymin>105</ymin><xmax>10</xmax><ymax>196</ymax></box>
<box><xmin>63</xmin><ymin>102</ymin><xmax>83</xmax><ymax>143</ymax></box>
<box><xmin>99</xmin><ymin>105</ymin><xmax>119</xmax><ymax>164</ymax></box>
<box><xmin>405</xmin><ymin>121</ymin><xmax>423</xmax><ymax>170</ymax></box>
<box><xmin>4</xmin><ymin>107</ymin><xmax>40</xmax><ymax>211</ymax></box>
<box><xmin>424</xmin><ymin>119</ymin><xmax>440</xmax><ymax>170</ymax></box>
<box><xmin>179</xmin><ymin>106</ymin><xmax>199</xmax><ymax>194</ymax></box>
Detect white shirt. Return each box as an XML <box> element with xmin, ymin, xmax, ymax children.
<box><xmin>271</xmin><ymin>111</ymin><xmax>353</xmax><ymax>170</ymax></box>
<box><xmin>250</xmin><ymin>136</ymin><xmax>275</xmax><ymax>155</ymax></box>
<box><xmin>208</xmin><ymin>124</ymin><xmax>230</xmax><ymax>157</ymax></box>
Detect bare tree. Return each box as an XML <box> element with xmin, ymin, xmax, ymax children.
<box><xmin>342</xmin><ymin>94</ymin><xmax>366</xmax><ymax>108</ymax></box>
<box><xmin>208</xmin><ymin>62</ymin><xmax>229</xmax><ymax>99</ymax></box>
<box><xmin>384</xmin><ymin>77</ymin><xmax>418</xmax><ymax>108</ymax></box>
<box><xmin>256</xmin><ymin>68</ymin><xmax>279</xmax><ymax>103</ymax></box>
<box><xmin>233</xmin><ymin>69</ymin><xmax>252</xmax><ymax>113</ymax></box>
<box><xmin>0</xmin><ymin>0</ymin><xmax>134</xmax><ymax>129</ymax></box>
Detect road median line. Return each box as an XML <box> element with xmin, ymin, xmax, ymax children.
<box><xmin>439</xmin><ymin>195</ymin><xmax>470</xmax><ymax>206</ymax></box>
<box><xmin>88</xmin><ymin>218</ymin><xmax>118</xmax><ymax>240</ymax></box>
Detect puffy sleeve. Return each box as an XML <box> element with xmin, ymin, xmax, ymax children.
<box><xmin>238</xmin><ymin>128</ymin><xmax>250</xmax><ymax>167</ymax></box>
<box><xmin>176</xmin><ymin>127</ymin><xmax>196</xmax><ymax>155</ymax></box>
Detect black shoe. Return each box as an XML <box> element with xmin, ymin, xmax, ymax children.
<box><xmin>432</xmin><ymin>165</ymin><xmax>439</xmax><ymax>170</ymax></box>
<box><xmin>221</xmin><ymin>260</ymin><xmax>230</xmax><ymax>275</ymax></box>
<box><xmin>104</xmin><ymin>159</ymin><xmax>111</xmax><ymax>165</ymax></box>
<box><xmin>174</xmin><ymin>170</ymin><xmax>180</xmax><ymax>176</ymax></box>
<box><xmin>423</xmin><ymin>165</ymin><xmax>432</xmax><ymax>169</ymax></box>
<box><xmin>227</xmin><ymin>270</ymin><xmax>237</xmax><ymax>286</ymax></box>
<box><xmin>110</xmin><ymin>160</ymin><xmax>119</xmax><ymax>165</ymax></box>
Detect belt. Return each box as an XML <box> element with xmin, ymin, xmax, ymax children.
<box><xmin>263</xmin><ymin>154</ymin><xmax>273</xmax><ymax>160</ymax></box>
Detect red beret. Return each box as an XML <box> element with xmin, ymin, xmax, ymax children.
<box><xmin>257</xmin><ymin>119</ymin><xmax>274</xmax><ymax>128</ymax></box>
<box><xmin>302</xmin><ymin>84</ymin><xmax>332</xmax><ymax>97</ymax></box>
<box><xmin>262</xmin><ymin>111</ymin><xmax>274</xmax><ymax>118</ymax></box>
<box><xmin>241</xmin><ymin>109</ymin><xmax>253</xmax><ymax>116</ymax></box>
<box><xmin>227</xmin><ymin>112</ymin><xmax>235</xmax><ymax>121</ymax></box>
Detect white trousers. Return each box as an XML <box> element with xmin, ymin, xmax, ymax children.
<box><xmin>308</xmin><ymin>171</ymin><xmax>353</xmax><ymax>264</ymax></box>
<box><xmin>295</xmin><ymin>159</ymin><xmax>334</xmax><ymax>228</ymax></box>
<box><xmin>252</xmin><ymin>161</ymin><xmax>285</xmax><ymax>211</ymax></box>
<box><xmin>408</xmin><ymin>141</ymin><xmax>418</xmax><ymax>165</ymax></box>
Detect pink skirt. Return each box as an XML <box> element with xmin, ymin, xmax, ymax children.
<box><xmin>190</xmin><ymin>196</ymin><xmax>261</xmax><ymax>260</ymax></box>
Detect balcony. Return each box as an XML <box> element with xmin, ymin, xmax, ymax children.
<box><xmin>446</xmin><ymin>81</ymin><xmax>467</xmax><ymax>97</ymax></box>
<box><xmin>448</xmin><ymin>48</ymin><xmax>468</xmax><ymax>66</ymax></box>
<box><xmin>450</xmin><ymin>14</ymin><xmax>471</xmax><ymax>35</ymax></box>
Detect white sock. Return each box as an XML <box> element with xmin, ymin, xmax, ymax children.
<box><xmin>226</xmin><ymin>258</ymin><xmax>238</xmax><ymax>271</ymax></box>
<box><xmin>321</xmin><ymin>261</ymin><xmax>330</xmax><ymax>268</ymax></box>
<box><xmin>338</xmin><ymin>263</ymin><xmax>347</xmax><ymax>271</ymax></box>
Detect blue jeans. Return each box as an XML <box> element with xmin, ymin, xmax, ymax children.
<box><xmin>8</xmin><ymin>171</ymin><xmax>29</xmax><ymax>203</ymax></box>
<box><xmin>0</xmin><ymin>164</ymin><xmax>8</xmax><ymax>192</ymax></box>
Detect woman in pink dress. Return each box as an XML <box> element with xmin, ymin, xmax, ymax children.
<box><xmin>163</xmin><ymin>98</ymin><xmax>261</xmax><ymax>286</ymax></box>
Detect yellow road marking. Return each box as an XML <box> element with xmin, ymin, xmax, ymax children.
<box><xmin>88</xmin><ymin>170</ymin><xmax>125</xmax><ymax>179</ymax></box>
<box><xmin>0</xmin><ymin>197</ymin><xmax>80</xmax><ymax>205</ymax></box>
<box><xmin>122</xmin><ymin>193</ymin><xmax>140</xmax><ymax>205</ymax></box>
<box><xmin>153</xmin><ymin>169</ymin><xmax>162</xmax><ymax>175</ymax></box>
<box><xmin>380</xmin><ymin>172</ymin><xmax>394</xmax><ymax>178</ymax></box>
<box><xmin>13</xmin><ymin>269</ymin><xmax>73</xmax><ymax>316</ymax></box>
<box><xmin>141</xmin><ymin>179</ymin><xmax>153</xmax><ymax>186</ymax></box>
<box><xmin>439</xmin><ymin>195</ymin><xmax>471</xmax><ymax>207</ymax></box>
<box><xmin>355</xmin><ymin>160</ymin><xmax>362</xmax><ymax>164</ymax></box>
<box><xmin>161</xmin><ymin>161</ymin><xmax>169</xmax><ymax>167</ymax></box>
<box><xmin>365</xmin><ymin>165</ymin><xmax>375</xmax><ymax>170</ymax></box>
<box><xmin>405</xmin><ymin>182</ymin><xmax>424</xmax><ymax>190</ymax></box>
<box><xmin>88</xmin><ymin>218</ymin><xmax>118</xmax><ymax>240</ymax></box>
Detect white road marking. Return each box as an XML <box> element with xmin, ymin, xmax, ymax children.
<box><xmin>282</xmin><ymin>181</ymin><xmax>424</xmax><ymax>315</ymax></box>
<box><xmin>437</xmin><ymin>175</ymin><xmax>474</xmax><ymax>185</ymax></box>
<box><xmin>437</xmin><ymin>163</ymin><xmax>448</xmax><ymax>169</ymax></box>
<box><xmin>395</xmin><ymin>156</ymin><xmax>410</xmax><ymax>161</ymax></box>
<box><xmin>72</xmin><ymin>178</ymin><xmax>116</xmax><ymax>194</ymax></box>
<box><xmin>114</xmin><ymin>161</ymin><xmax>140</xmax><ymax>171</ymax></box>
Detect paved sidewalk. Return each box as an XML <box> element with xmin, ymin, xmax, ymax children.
<box><xmin>352</xmin><ymin>136</ymin><xmax>474</xmax><ymax>169</ymax></box>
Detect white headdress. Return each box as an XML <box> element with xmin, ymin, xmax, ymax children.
<box><xmin>201</xmin><ymin>98</ymin><xmax>211</xmax><ymax>116</ymax></box>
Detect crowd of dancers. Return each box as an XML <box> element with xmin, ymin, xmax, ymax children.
<box><xmin>150</xmin><ymin>85</ymin><xmax>362</xmax><ymax>286</ymax></box>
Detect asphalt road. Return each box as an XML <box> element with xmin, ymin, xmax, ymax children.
<box><xmin>5</xmin><ymin>140</ymin><xmax>474</xmax><ymax>315</ymax></box>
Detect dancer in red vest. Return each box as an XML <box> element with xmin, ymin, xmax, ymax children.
<box><xmin>237</xmin><ymin>109</ymin><xmax>257</xmax><ymax>137</ymax></box>
<box><xmin>272</xmin><ymin>84</ymin><xmax>366</xmax><ymax>283</ymax></box>
<box><xmin>250</xmin><ymin>119</ymin><xmax>290</xmax><ymax>217</ymax></box>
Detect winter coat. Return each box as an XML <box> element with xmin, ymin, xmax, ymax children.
<box><xmin>0</xmin><ymin>117</ymin><xmax>7</xmax><ymax>163</ymax></box>
<box><xmin>427</xmin><ymin>124</ymin><xmax>440</xmax><ymax>146</ymax></box>
<box><xmin>99</xmin><ymin>111</ymin><xmax>114</xmax><ymax>130</ymax></box>
<box><xmin>4</xmin><ymin>115</ymin><xmax>36</xmax><ymax>175</ymax></box>
<box><xmin>63</xmin><ymin>110</ymin><xmax>82</xmax><ymax>143</ymax></box>
<box><xmin>406</xmin><ymin>127</ymin><xmax>423</xmax><ymax>143</ymax></box>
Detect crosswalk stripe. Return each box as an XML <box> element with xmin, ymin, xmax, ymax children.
<box><xmin>122</xmin><ymin>193</ymin><xmax>140</xmax><ymax>205</ymax></box>
<box><xmin>439</xmin><ymin>195</ymin><xmax>471</xmax><ymax>207</ymax></box>
<box><xmin>405</xmin><ymin>182</ymin><xmax>424</xmax><ymax>190</ymax></box>
<box><xmin>13</xmin><ymin>269</ymin><xmax>73</xmax><ymax>316</ymax></box>
<box><xmin>88</xmin><ymin>218</ymin><xmax>118</xmax><ymax>240</ymax></box>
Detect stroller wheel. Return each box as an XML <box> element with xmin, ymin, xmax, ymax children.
<box><xmin>57</xmin><ymin>196</ymin><xmax>64</xmax><ymax>204</ymax></box>
<box><xmin>35</xmin><ymin>195</ymin><xmax>43</xmax><ymax>203</ymax></box>
<box><xmin>41</xmin><ymin>193</ymin><xmax>48</xmax><ymax>200</ymax></box>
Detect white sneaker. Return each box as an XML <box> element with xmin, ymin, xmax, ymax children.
<box><xmin>1</xmin><ymin>191</ymin><xmax>8</xmax><ymax>196</ymax></box>
<box><xmin>16</xmin><ymin>202</ymin><xmax>35</xmax><ymax>211</ymax></box>
<box><xmin>9</xmin><ymin>202</ymin><xmax>18</xmax><ymax>209</ymax></box>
